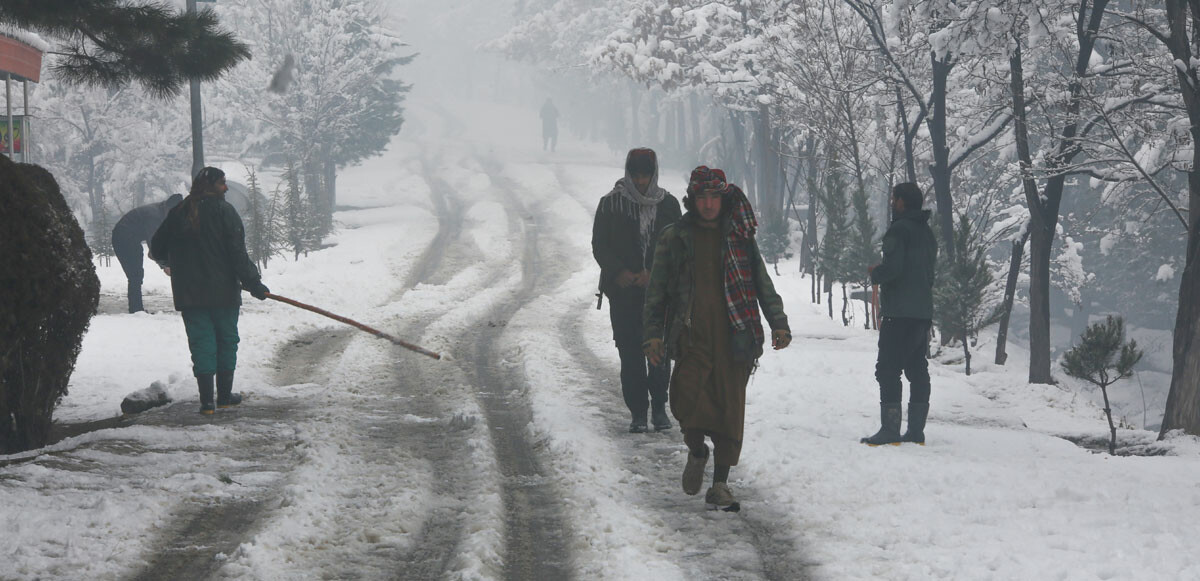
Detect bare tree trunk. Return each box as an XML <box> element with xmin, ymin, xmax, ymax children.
<box><xmin>1101</xmin><ymin>386</ymin><xmax>1117</xmax><ymax>454</ymax></box>
<box><xmin>629</xmin><ymin>82</ymin><xmax>642</xmax><ymax>145</ymax></box>
<box><xmin>896</xmin><ymin>87</ymin><xmax>918</xmax><ymax>183</ymax></box>
<box><xmin>1028</xmin><ymin>199</ymin><xmax>1058</xmax><ymax>384</ymax></box>
<box><xmin>840</xmin><ymin>283</ymin><xmax>849</xmax><ymax>326</ymax></box>
<box><xmin>929</xmin><ymin>53</ymin><xmax>955</xmax><ymax>258</ymax></box>
<box><xmin>1160</xmin><ymin>0</ymin><xmax>1200</xmax><ymax>438</ymax></box>
<box><xmin>755</xmin><ymin>104</ymin><xmax>781</xmax><ymax>221</ymax></box>
<box><xmin>964</xmin><ymin>339</ymin><xmax>972</xmax><ymax>376</ymax></box>
<box><xmin>676</xmin><ymin>100</ymin><xmax>687</xmax><ymax>155</ymax></box>
<box><xmin>1009</xmin><ymin>3</ymin><xmax>1105</xmax><ymax>384</ymax></box>
<box><xmin>995</xmin><ymin>232</ymin><xmax>1029</xmax><ymax>365</ymax></box>
<box><xmin>689</xmin><ymin>93</ymin><xmax>702</xmax><ymax>154</ymax></box>
<box><xmin>825</xmin><ymin>277</ymin><xmax>834</xmax><ymax>318</ymax></box>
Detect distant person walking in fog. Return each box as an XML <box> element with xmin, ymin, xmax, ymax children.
<box><xmin>150</xmin><ymin>167</ymin><xmax>270</xmax><ymax>415</ymax></box>
<box><xmin>593</xmin><ymin>148</ymin><xmax>681</xmax><ymax>433</ymax></box>
<box><xmin>862</xmin><ymin>182</ymin><xmax>938</xmax><ymax>446</ymax></box>
<box><xmin>643</xmin><ymin>166</ymin><xmax>791</xmax><ymax>512</ymax></box>
<box><xmin>111</xmin><ymin>193</ymin><xmax>183</xmax><ymax>313</ymax></box>
<box><xmin>540</xmin><ymin>97</ymin><xmax>559</xmax><ymax>152</ymax></box>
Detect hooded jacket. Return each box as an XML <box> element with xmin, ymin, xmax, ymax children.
<box><xmin>870</xmin><ymin>208</ymin><xmax>938</xmax><ymax>319</ymax></box>
<box><xmin>592</xmin><ymin>153</ymin><xmax>681</xmax><ymax>299</ymax></box>
<box><xmin>149</xmin><ymin>195</ymin><xmax>262</xmax><ymax>310</ymax></box>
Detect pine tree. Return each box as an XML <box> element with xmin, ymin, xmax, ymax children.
<box><xmin>759</xmin><ymin>213</ymin><xmax>792</xmax><ymax>275</ymax></box>
<box><xmin>0</xmin><ymin>0</ymin><xmax>249</xmax><ymax>97</ymax></box>
<box><xmin>1061</xmin><ymin>316</ymin><xmax>1144</xmax><ymax>455</ymax></box>
<box><xmin>818</xmin><ymin>169</ymin><xmax>851</xmax><ymax>323</ymax></box>
<box><xmin>284</xmin><ymin>159</ymin><xmax>305</xmax><ymax>261</ymax></box>
<box><xmin>933</xmin><ymin>214</ymin><xmax>999</xmax><ymax>375</ymax></box>
<box><xmin>243</xmin><ymin>166</ymin><xmax>282</xmax><ymax>270</ymax></box>
<box><xmin>91</xmin><ymin>207</ymin><xmax>115</xmax><ymax>266</ymax></box>
<box><xmin>847</xmin><ymin>186</ymin><xmax>878</xmax><ymax>329</ymax></box>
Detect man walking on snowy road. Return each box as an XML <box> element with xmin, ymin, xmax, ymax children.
<box><xmin>540</xmin><ymin>98</ymin><xmax>559</xmax><ymax>152</ymax></box>
<box><xmin>150</xmin><ymin>167</ymin><xmax>270</xmax><ymax>415</ymax></box>
<box><xmin>593</xmin><ymin>148</ymin><xmax>682</xmax><ymax>433</ymax></box>
<box><xmin>643</xmin><ymin>166</ymin><xmax>790</xmax><ymax>511</ymax></box>
<box><xmin>111</xmin><ymin>193</ymin><xmax>183</xmax><ymax>313</ymax></box>
<box><xmin>862</xmin><ymin>182</ymin><xmax>938</xmax><ymax>446</ymax></box>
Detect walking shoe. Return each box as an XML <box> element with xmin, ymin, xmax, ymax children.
<box><xmin>651</xmin><ymin>408</ymin><xmax>672</xmax><ymax>432</ymax></box>
<box><xmin>705</xmin><ymin>482</ymin><xmax>740</xmax><ymax>512</ymax></box>
<box><xmin>216</xmin><ymin>369</ymin><xmax>243</xmax><ymax>409</ymax></box>
<box><xmin>629</xmin><ymin>418</ymin><xmax>649</xmax><ymax>433</ymax></box>
<box><xmin>197</xmin><ymin>374</ymin><xmax>215</xmax><ymax>415</ymax></box>
<box><xmin>682</xmin><ymin>447</ymin><xmax>708</xmax><ymax>495</ymax></box>
<box><xmin>861</xmin><ymin>402</ymin><xmax>903</xmax><ymax>446</ymax></box>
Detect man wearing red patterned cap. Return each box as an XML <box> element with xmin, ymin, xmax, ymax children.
<box><xmin>592</xmin><ymin>148</ymin><xmax>682</xmax><ymax>433</ymax></box>
<box><xmin>642</xmin><ymin>166</ymin><xmax>791</xmax><ymax>512</ymax></box>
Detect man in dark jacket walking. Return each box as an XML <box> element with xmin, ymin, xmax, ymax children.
<box><xmin>540</xmin><ymin>98</ymin><xmax>559</xmax><ymax>152</ymax></box>
<box><xmin>862</xmin><ymin>182</ymin><xmax>938</xmax><ymax>446</ymax></box>
<box><xmin>150</xmin><ymin>167</ymin><xmax>270</xmax><ymax>414</ymax></box>
<box><xmin>593</xmin><ymin>148</ymin><xmax>681</xmax><ymax>433</ymax></box>
<box><xmin>111</xmin><ymin>193</ymin><xmax>183</xmax><ymax>312</ymax></box>
<box><xmin>643</xmin><ymin>166</ymin><xmax>791</xmax><ymax>511</ymax></box>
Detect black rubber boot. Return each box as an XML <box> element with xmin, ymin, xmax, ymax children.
<box><xmin>861</xmin><ymin>402</ymin><xmax>902</xmax><ymax>446</ymax></box>
<box><xmin>903</xmin><ymin>402</ymin><xmax>929</xmax><ymax>444</ymax></box>
<box><xmin>629</xmin><ymin>412</ymin><xmax>648</xmax><ymax>433</ymax></box>
<box><xmin>651</xmin><ymin>401</ymin><xmax>672</xmax><ymax>432</ymax></box>
<box><xmin>216</xmin><ymin>369</ymin><xmax>242</xmax><ymax>408</ymax></box>
<box><xmin>127</xmin><ymin>281</ymin><xmax>144</xmax><ymax>313</ymax></box>
<box><xmin>197</xmin><ymin>374</ymin><xmax>215</xmax><ymax>414</ymax></box>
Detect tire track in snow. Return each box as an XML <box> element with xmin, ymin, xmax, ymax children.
<box><xmin>464</xmin><ymin>154</ymin><xmax>574</xmax><ymax>580</ymax></box>
<box><xmin>381</xmin><ymin>154</ymin><xmax>510</xmax><ymax>580</ymax></box>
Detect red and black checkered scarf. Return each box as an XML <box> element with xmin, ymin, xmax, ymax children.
<box><xmin>687</xmin><ymin>166</ymin><xmax>763</xmax><ymax>349</ymax></box>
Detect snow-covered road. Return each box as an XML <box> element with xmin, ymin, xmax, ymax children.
<box><xmin>5</xmin><ymin>93</ymin><xmax>1200</xmax><ymax>581</ymax></box>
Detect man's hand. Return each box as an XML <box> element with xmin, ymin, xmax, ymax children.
<box><xmin>868</xmin><ymin>264</ymin><xmax>877</xmax><ymax>275</ymax></box>
<box><xmin>616</xmin><ymin>270</ymin><xmax>637</xmax><ymax>288</ymax></box>
<box><xmin>643</xmin><ymin>338</ymin><xmax>664</xmax><ymax>366</ymax></box>
<box><xmin>634</xmin><ymin>270</ymin><xmax>650</xmax><ymax>287</ymax></box>
<box><xmin>247</xmin><ymin>281</ymin><xmax>271</xmax><ymax>301</ymax></box>
<box><xmin>772</xmin><ymin>329</ymin><xmax>792</xmax><ymax>350</ymax></box>
<box><xmin>162</xmin><ymin>267</ymin><xmax>171</xmax><ymax>277</ymax></box>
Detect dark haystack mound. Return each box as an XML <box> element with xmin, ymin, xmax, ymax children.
<box><xmin>0</xmin><ymin>156</ymin><xmax>100</xmax><ymax>453</ymax></box>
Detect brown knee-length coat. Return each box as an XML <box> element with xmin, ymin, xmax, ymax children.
<box><xmin>644</xmin><ymin>214</ymin><xmax>789</xmax><ymax>462</ymax></box>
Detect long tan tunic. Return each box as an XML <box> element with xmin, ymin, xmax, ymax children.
<box><xmin>669</xmin><ymin>224</ymin><xmax>752</xmax><ymax>465</ymax></box>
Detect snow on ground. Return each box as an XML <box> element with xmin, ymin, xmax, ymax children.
<box><xmin>467</xmin><ymin>99</ymin><xmax>1200</xmax><ymax>580</ymax></box>
<box><xmin>5</xmin><ymin>90</ymin><xmax>1200</xmax><ymax>580</ymax></box>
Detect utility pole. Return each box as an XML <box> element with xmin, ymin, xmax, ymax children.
<box><xmin>188</xmin><ymin>0</ymin><xmax>205</xmax><ymax>178</ymax></box>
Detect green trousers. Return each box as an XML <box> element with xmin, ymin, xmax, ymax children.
<box><xmin>181</xmin><ymin>307</ymin><xmax>240</xmax><ymax>376</ymax></box>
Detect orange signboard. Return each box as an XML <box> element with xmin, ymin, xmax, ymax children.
<box><xmin>0</xmin><ymin>35</ymin><xmax>43</xmax><ymax>83</ymax></box>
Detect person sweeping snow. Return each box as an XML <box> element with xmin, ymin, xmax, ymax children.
<box><xmin>643</xmin><ymin>166</ymin><xmax>791</xmax><ymax>511</ymax></box>
<box><xmin>150</xmin><ymin>167</ymin><xmax>270</xmax><ymax>414</ymax></box>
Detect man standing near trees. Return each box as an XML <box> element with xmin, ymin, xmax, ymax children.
<box><xmin>593</xmin><ymin>148</ymin><xmax>681</xmax><ymax>433</ymax></box>
<box><xmin>643</xmin><ymin>166</ymin><xmax>791</xmax><ymax>511</ymax></box>
<box><xmin>862</xmin><ymin>182</ymin><xmax>938</xmax><ymax>446</ymax></box>
<box><xmin>111</xmin><ymin>193</ymin><xmax>183</xmax><ymax>313</ymax></box>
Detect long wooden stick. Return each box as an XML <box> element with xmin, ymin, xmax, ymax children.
<box><xmin>264</xmin><ymin>292</ymin><xmax>441</xmax><ymax>360</ymax></box>
<box><xmin>871</xmin><ymin>284</ymin><xmax>881</xmax><ymax>330</ymax></box>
